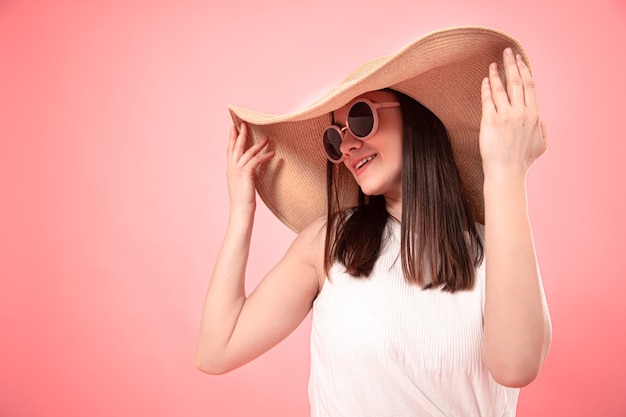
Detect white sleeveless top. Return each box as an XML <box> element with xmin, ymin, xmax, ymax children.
<box><xmin>308</xmin><ymin>221</ymin><xmax>519</xmax><ymax>417</ymax></box>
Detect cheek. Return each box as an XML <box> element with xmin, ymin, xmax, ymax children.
<box><xmin>378</xmin><ymin>113</ymin><xmax>403</xmax><ymax>159</ymax></box>
<box><xmin>388</xmin><ymin>133</ymin><xmax>404</xmax><ymax>165</ymax></box>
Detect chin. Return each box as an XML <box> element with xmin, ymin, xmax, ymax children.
<box><xmin>358</xmin><ymin>186</ymin><xmax>383</xmax><ymax>197</ymax></box>
<box><xmin>357</xmin><ymin>178</ymin><xmax>389</xmax><ymax>196</ymax></box>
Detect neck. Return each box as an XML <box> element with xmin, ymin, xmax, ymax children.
<box><xmin>385</xmin><ymin>196</ymin><xmax>402</xmax><ymax>222</ymax></box>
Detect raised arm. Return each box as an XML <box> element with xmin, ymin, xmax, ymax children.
<box><xmin>196</xmin><ymin>123</ymin><xmax>323</xmax><ymax>375</ymax></box>
<box><xmin>479</xmin><ymin>48</ymin><xmax>552</xmax><ymax>388</ymax></box>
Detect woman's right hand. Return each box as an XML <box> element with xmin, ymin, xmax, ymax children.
<box><xmin>197</xmin><ymin>123</ymin><xmax>319</xmax><ymax>375</ymax></box>
<box><xmin>226</xmin><ymin>123</ymin><xmax>274</xmax><ymax>214</ymax></box>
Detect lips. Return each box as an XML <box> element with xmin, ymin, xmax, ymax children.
<box><xmin>354</xmin><ymin>154</ymin><xmax>377</xmax><ymax>171</ymax></box>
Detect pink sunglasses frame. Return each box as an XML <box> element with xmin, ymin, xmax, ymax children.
<box><xmin>323</xmin><ymin>98</ymin><xmax>400</xmax><ymax>163</ymax></box>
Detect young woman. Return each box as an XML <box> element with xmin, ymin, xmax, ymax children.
<box><xmin>196</xmin><ymin>26</ymin><xmax>552</xmax><ymax>416</ymax></box>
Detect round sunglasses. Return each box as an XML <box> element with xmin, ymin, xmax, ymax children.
<box><xmin>322</xmin><ymin>98</ymin><xmax>400</xmax><ymax>163</ymax></box>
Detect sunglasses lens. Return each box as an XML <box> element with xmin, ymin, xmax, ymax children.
<box><xmin>347</xmin><ymin>101</ymin><xmax>375</xmax><ymax>138</ymax></box>
<box><xmin>323</xmin><ymin>127</ymin><xmax>343</xmax><ymax>161</ymax></box>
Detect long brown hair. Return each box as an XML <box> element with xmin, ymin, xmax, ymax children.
<box><xmin>323</xmin><ymin>89</ymin><xmax>483</xmax><ymax>292</ymax></box>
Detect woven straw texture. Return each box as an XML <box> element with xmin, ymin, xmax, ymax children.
<box><xmin>228</xmin><ymin>26</ymin><xmax>529</xmax><ymax>233</ymax></box>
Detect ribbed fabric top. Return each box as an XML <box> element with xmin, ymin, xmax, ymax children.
<box><xmin>308</xmin><ymin>221</ymin><xmax>519</xmax><ymax>417</ymax></box>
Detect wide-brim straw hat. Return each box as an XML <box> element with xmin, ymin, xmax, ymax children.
<box><xmin>228</xmin><ymin>25</ymin><xmax>530</xmax><ymax>233</ymax></box>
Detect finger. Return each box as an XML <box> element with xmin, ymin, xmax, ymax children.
<box><xmin>516</xmin><ymin>53</ymin><xmax>538</xmax><ymax>109</ymax></box>
<box><xmin>231</xmin><ymin>122</ymin><xmax>248</xmax><ymax>161</ymax></box>
<box><xmin>240</xmin><ymin>145</ymin><xmax>275</xmax><ymax>171</ymax></box>
<box><xmin>238</xmin><ymin>135</ymin><xmax>270</xmax><ymax>167</ymax></box>
<box><xmin>487</xmin><ymin>62</ymin><xmax>510</xmax><ymax>112</ymax></box>
<box><xmin>481</xmin><ymin>76</ymin><xmax>496</xmax><ymax>118</ymax></box>
<box><xmin>503</xmin><ymin>48</ymin><xmax>524</xmax><ymax>107</ymax></box>
<box><xmin>227</xmin><ymin>124</ymin><xmax>238</xmax><ymax>158</ymax></box>
<box><xmin>255</xmin><ymin>149</ymin><xmax>275</xmax><ymax>166</ymax></box>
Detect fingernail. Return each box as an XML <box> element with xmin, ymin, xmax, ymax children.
<box><xmin>505</xmin><ymin>47</ymin><xmax>513</xmax><ymax>56</ymax></box>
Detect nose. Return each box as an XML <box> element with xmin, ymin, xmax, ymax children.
<box><xmin>338</xmin><ymin>127</ymin><xmax>363</xmax><ymax>157</ymax></box>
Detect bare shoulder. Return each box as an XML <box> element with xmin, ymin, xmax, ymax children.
<box><xmin>295</xmin><ymin>216</ymin><xmax>327</xmax><ymax>248</ymax></box>
<box><xmin>283</xmin><ymin>216</ymin><xmax>327</xmax><ymax>288</ymax></box>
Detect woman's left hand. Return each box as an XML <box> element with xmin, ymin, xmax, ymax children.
<box><xmin>479</xmin><ymin>49</ymin><xmax>553</xmax><ymax>387</ymax></box>
<box><xmin>479</xmin><ymin>47</ymin><xmax>548</xmax><ymax>180</ymax></box>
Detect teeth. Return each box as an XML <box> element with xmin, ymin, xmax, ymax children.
<box><xmin>356</xmin><ymin>155</ymin><xmax>376</xmax><ymax>170</ymax></box>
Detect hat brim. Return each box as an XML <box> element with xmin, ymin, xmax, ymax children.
<box><xmin>229</xmin><ymin>25</ymin><xmax>530</xmax><ymax>233</ymax></box>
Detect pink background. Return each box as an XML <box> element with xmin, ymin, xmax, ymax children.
<box><xmin>1</xmin><ymin>0</ymin><xmax>625</xmax><ymax>416</ymax></box>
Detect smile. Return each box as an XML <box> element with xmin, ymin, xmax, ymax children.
<box><xmin>356</xmin><ymin>154</ymin><xmax>377</xmax><ymax>170</ymax></box>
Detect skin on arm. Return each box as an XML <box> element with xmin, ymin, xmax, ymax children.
<box><xmin>479</xmin><ymin>48</ymin><xmax>553</xmax><ymax>388</ymax></box>
<box><xmin>196</xmin><ymin>123</ymin><xmax>323</xmax><ymax>375</ymax></box>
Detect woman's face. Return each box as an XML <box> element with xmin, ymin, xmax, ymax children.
<box><xmin>333</xmin><ymin>90</ymin><xmax>403</xmax><ymax>202</ymax></box>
